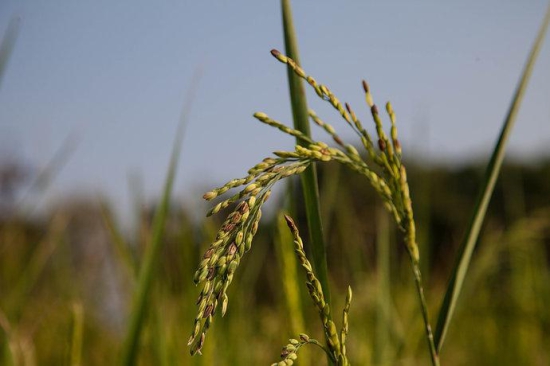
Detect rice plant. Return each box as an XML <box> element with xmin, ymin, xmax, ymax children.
<box><xmin>189</xmin><ymin>49</ymin><xmax>438</xmax><ymax>365</ymax></box>
<box><xmin>189</xmin><ymin>2</ymin><xmax>550</xmax><ymax>363</ymax></box>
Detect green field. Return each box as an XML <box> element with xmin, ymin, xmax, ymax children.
<box><xmin>1</xmin><ymin>2</ymin><xmax>550</xmax><ymax>365</ymax></box>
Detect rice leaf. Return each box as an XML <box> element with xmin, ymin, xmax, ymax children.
<box><xmin>434</xmin><ymin>3</ymin><xmax>550</xmax><ymax>354</ymax></box>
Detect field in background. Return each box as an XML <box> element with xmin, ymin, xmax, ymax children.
<box><xmin>1</xmin><ymin>157</ymin><xmax>549</xmax><ymax>365</ymax></box>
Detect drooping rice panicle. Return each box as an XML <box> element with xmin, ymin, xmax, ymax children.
<box><xmin>190</xmin><ymin>50</ymin><xmax>426</xmax><ymax>360</ymax></box>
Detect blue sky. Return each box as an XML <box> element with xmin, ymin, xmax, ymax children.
<box><xmin>0</xmin><ymin>1</ymin><xmax>549</xmax><ymax>222</ymax></box>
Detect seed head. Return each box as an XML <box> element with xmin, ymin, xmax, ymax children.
<box><xmin>362</xmin><ymin>80</ymin><xmax>369</xmax><ymax>93</ymax></box>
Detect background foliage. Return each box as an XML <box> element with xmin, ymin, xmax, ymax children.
<box><xmin>1</xmin><ymin>157</ymin><xmax>549</xmax><ymax>365</ymax></box>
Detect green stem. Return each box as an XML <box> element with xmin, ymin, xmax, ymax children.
<box><xmin>281</xmin><ymin>0</ymin><xmax>331</xmax><ymax>307</ymax></box>
<box><xmin>280</xmin><ymin>3</ymin><xmax>333</xmax><ymax>363</ymax></box>
<box><xmin>412</xmin><ymin>263</ymin><xmax>440</xmax><ymax>366</ymax></box>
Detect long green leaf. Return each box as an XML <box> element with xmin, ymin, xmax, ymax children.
<box><xmin>120</xmin><ymin>120</ymin><xmax>183</xmax><ymax>365</ymax></box>
<box><xmin>120</xmin><ymin>66</ymin><xmax>201</xmax><ymax>365</ymax></box>
<box><xmin>434</xmin><ymin>3</ymin><xmax>550</xmax><ymax>354</ymax></box>
<box><xmin>281</xmin><ymin>0</ymin><xmax>331</xmax><ymax>307</ymax></box>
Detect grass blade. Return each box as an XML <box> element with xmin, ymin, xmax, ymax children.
<box><xmin>434</xmin><ymin>3</ymin><xmax>550</xmax><ymax>354</ymax></box>
<box><xmin>281</xmin><ymin>0</ymin><xmax>331</xmax><ymax>307</ymax></box>
<box><xmin>120</xmin><ymin>65</ymin><xmax>201</xmax><ymax>365</ymax></box>
<box><xmin>120</xmin><ymin>120</ymin><xmax>183</xmax><ymax>365</ymax></box>
<box><xmin>0</xmin><ymin>16</ymin><xmax>20</xmax><ymax>89</ymax></box>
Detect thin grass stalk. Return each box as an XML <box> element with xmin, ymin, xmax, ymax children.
<box><xmin>10</xmin><ymin>213</ymin><xmax>68</xmax><ymax>312</ymax></box>
<box><xmin>434</xmin><ymin>3</ymin><xmax>550</xmax><ymax>354</ymax></box>
<box><xmin>281</xmin><ymin>0</ymin><xmax>331</xmax><ymax>309</ymax></box>
<box><xmin>121</xmin><ymin>64</ymin><xmax>200</xmax><ymax>365</ymax></box>
<box><xmin>412</xmin><ymin>264</ymin><xmax>439</xmax><ymax>365</ymax></box>
<box><xmin>281</xmin><ymin>4</ymin><xmax>332</xmax><ymax>363</ymax></box>
<box><xmin>0</xmin><ymin>16</ymin><xmax>19</xmax><ymax>89</ymax></box>
<box><xmin>17</xmin><ymin>134</ymin><xmax>78</xmax><ymax>216</ymax></box>
<box><xmin>120</xmin><ymin>121</ymin><xmax>184</xmax><ymax>366</ymax></box>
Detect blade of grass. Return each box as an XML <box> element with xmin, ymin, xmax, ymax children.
<box><xmin>17</xmin><ymin>133</ymin><xmax>78</xmax><ymax>216</ymax></box>
<box><xmin>281</xmin><ymin>4</ymin><xmax>332</xmax><ymax>363</ymax></box>
<box><xmin>121</xmin><ymin>66</ymin><xmax>201</xmax><ymax>365</ymax></box>
<box><xmin>0</xmin><ymin>16</ymin><xmax>20</xmax><ymax>89</ymax></box>
<box><xmin>9</xmin><ymin>213</ymin><xmax>68</xmax><ymax>313</ymax></box>
<box><xmin>281</xmin><ymin>0</ymin><xmax>331</xmax><ymax>308</ymax></box>
<box><xmin>120</xmin><ymin>121</ymin><xmax>182</xmax><ymax>365</ymax></box>
<box><xmin>434</xmin><ymin>3</ymin><xmax>550</xmax><ymax>354</ymax></box>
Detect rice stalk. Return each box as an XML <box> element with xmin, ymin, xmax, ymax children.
<box><xmin>281</xmin><ymin>0</ymin><xmax>332</xmax><ymax>312</ymax></box>
<box><xmin>190</xmin><ymin>49</ymin><xmax>438</xmax><ymax>365</ymax></box>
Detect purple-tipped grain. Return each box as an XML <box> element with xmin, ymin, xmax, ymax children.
<box><xmin>284</xmin><ymin>214</ymin><xmax>296</xmax><ymax>230</ymax></box>
<box><xmin>345</xmin><ymin>102</ymin><xmax>352</xmax><ymax>114</ymax></box>
<box><xmin>203</xmin><ymin>304</ymin><xmax>213</xmax><ymax>318</ymax></box>
<box><xmin>362</xmin><ymin>80</ymin><xmax>369</xmax><ymax>93</ymax></box>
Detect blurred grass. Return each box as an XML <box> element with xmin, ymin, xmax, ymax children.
<box><xmin>1</xmin><ymin>159</ymin><xmax>550</xmax><ymax>364</ymax></box>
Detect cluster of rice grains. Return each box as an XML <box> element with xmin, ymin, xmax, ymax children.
<box><xmin>188</xmin><ymin>157</ymin><xmax>310</xmax><ymax>355</ymax></box>
<box><xmin>189</xmin><ymin>49</ymin><xmax>421</xmax><ymax>361</ymax></box>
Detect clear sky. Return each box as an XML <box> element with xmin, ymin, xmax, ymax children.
<box><xmin>1</xmin><ymin>1</ymin><xmax>549</xmax><ymax>223</ymax></box>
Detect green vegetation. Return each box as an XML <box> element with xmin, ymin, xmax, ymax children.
<box><xmin>1</xmin><ymin>2</ymin><xmax>550</xmax><ymax>365</ymax></box>
<box><xmin>2</xmin><ymin>157</ymin><xmax>550</xmax><ymax>364</ymax></box>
